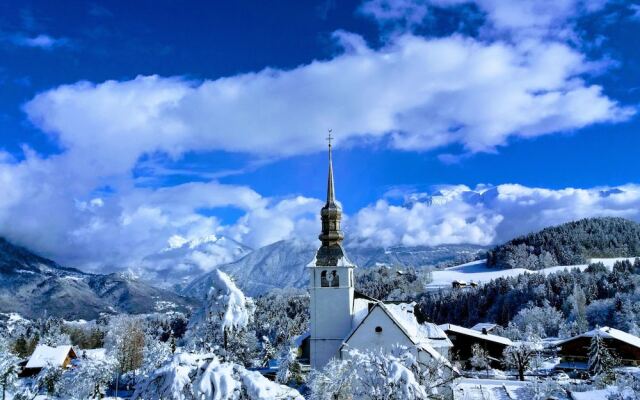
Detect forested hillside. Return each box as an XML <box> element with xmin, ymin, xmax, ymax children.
<box><xmin>416</xmin><ymin>259</ymin><xmax>640</xmax><ymax>338</ymax></box>
<box><xmin>487</xmin><ymin>217</ymin><xmax>640</xmax><ymax>269</ymax></box>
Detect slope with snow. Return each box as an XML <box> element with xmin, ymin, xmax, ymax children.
<box><xmin>426</xmin><ymin>257</ymin><xmax>639</xmax><ymax>290</ymax></box>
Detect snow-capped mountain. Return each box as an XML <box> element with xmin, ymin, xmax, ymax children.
<box><xmin>183</xmin><ymin>239</ymin><xmax>486</xmax><ymax>298</ymax></box>
<box><xmin>138</xmin><ymin>235</ymin><xmax>253</xmax><ymax>290</ymax></box>
<box><xmin>0</xmin><ymin>237</ymin><xmax>197</xmax><ymax>319</ymax></box>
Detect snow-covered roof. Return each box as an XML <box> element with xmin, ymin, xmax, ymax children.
<box><xmin>385</xmin><ymin>303</ymin><xmax>451</xmax><ymax>346</ymax></box>
<box><xmin>25</xmin><ymin>345</ymin><xmax>76</xmax><ymax>369</ymax></box>
<box><xmin>556</xmin><ymin>326</ymin><xmax>640</xmax><ymax>349</ymax></box>
<box><xmin>471</xmin><ymin>323</ymin><xmax>498</xmax><ymax>332</ymax></box>
<box><xmin>341</xmin><ymin>302</ymin><xmax>454</xmax><ymax>369</ymax></box>
<box><xmin>439</xmin><ymin>323</ymin><xmax>513</xmax><ymax>346</ymax></box>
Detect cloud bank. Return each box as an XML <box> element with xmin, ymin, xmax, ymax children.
<box><xmin>348</xmin><ymin>184</ymin><xmax>640</xmax><ymax>248</ymax></box>
<box><xmin>0</xmin><ymin>0</ymin><xmax>635</xmax><ymax>280</ymax></box>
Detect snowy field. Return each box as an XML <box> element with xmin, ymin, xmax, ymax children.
<box><xmin>426</xmin><ymin>257</ymin><xmax>638</xmax><ymax>291</ymax></box>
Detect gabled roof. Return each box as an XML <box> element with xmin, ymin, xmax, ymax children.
<box><xmin>556</xmin><ymin>326</ymin><xmax>640</xmax><ymax>349</ymax></box>
<box><xmin>342</xmin><ymin>302</ymin><xmax>453</xmax><ymax>367</ymax></box>
<box><xmin>439</xmin><ymin>323</ymin><xmax>513</xmax><ymax>346</ymax></box>
<box><xmin>25</xmin><ymin>345</ymin><xmax>76</xmax><ymax>369</ymax></box>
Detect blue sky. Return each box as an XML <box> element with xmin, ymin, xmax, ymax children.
<box><xmin>1</xmin><ymin>0</ymin><xmax>640</xmax><ymax>274</ymax></box>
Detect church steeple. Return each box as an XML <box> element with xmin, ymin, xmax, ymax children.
<box><xmin>316</xmin><ymin>131</ymin><xmax>348</xmax><ymax>266</ymax></box>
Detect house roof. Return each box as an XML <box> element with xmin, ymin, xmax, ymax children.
<box><xmin>25</xmin><ymin>345</ymin><xmax>76</xmax><ymax>369</ymax></box>
<box><xmin>439</xmin><ymin>323</ymin><xmax>513</xmax><ymax>346</ymax></box>
<box><xmin>342</xmin><ymin>302</ymin><xmax>453</xmax><ymax>368</ymax></box>
<box><xmin>556</xmin><ymin>326</ymin><xmax>640</xmax><ymax>349</ymax></box>
<box><xmin>470</xmin><ymin>323</ymin><xmax>498</xmax><ymax>332</ymax></box>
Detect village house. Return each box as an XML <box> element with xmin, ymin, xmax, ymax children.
<box><xmin>439</xmin><ymin>323</ymin><xmax>513</xmax><ymax>368</ymax></box>
<box><xmin>556</xmin><ymin>326</ymin><xmax>640</xmax><ymax>371</ymax></box>
<box><xmin>20</xmin><ymin>345</ymin><xmax>78</xmax><ymax>377</ymax></box>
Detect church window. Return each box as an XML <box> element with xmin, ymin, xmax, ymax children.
<box><xmin>375</xmin><ymin>326</ymin><xmax>382</xmax><ymax>333</ymax></box>
<box><xmin>330</xmin><ymin>270</ymin><xmax>339</xmax><ymax>287</ymax></box>
<box><xmin>321</xmin><ymin>271</ymin><xmax>329</xmax><ymax>287</ymax></box>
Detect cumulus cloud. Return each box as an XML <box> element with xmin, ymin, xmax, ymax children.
<box><xmin>0</xmin><ymin>0</ymin><xmax>634</xmax><ymax>281</ymax></box>
<box><xmin>24</xmin><ymin>33</ymin><xmax>631</xmax><ymax>162</ymax></box>
<box><xmin>348</xmin><ymin>184</ymin><xmax>640</xmax><ymax>248</ymax></box>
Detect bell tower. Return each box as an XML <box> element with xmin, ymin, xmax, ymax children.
<box><xmin>309</xmin><ymin>132</ymin><xmax>356</xmax><ymax>369</ymax></box>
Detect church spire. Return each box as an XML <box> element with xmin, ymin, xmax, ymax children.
<box><xmin>316</xmin><ymin>131</ymin><xmax>348</xmax><ymax>266</ymax></box>
<box><xmin>326</xmin><ymin>130</ymin><xmax>336</xmax><ymax>207</ymax></box>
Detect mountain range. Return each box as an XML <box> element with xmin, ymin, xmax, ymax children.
<box><xmin>183</xmin><ymin>239</ymin><xmax>486</xmax><ymax>298</ymax></box>
<box><xmin>0</xmin><ymin>237</ymin><xmax>197</xmax><ymax>319</ymax></box>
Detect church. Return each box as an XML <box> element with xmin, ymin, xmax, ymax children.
<box><xmin>308</xmin><ymin>137</ymin><xmax>454</xmax><ymax>371</ymax></box>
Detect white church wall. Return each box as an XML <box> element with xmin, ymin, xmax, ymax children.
<box><xmin>340</xmin><ymin>306</ymin><xmax>417</xmax><ymax>359</ymax></box>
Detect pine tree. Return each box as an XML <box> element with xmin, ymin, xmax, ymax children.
<box><xmin>588</xmin><ymin>329</ymin><xmax>617</xmax><ymax>383</ymax></box>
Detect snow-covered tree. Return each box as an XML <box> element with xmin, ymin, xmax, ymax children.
<box><xmin>105</xmin><ymin>315</ymin><xmax>145</xmax><ymax>386</ymax></box>
<box><xmin>259</xmin><ymin>336</ymin><xmax>277</xmax><ymax>367</ymax></box>
<box><xmin>0</xmin><ymin>337</ymin><xmax>19</xmax><ymax>400</ymax></box>
<box><xmin>349</xmin><ymin>348</ymin><xmax>427</xmax><ymax>400</ymax></box>
<box><xmin>194</xmin><ymin>358</ymin><xmax>240</xmax><ymax>399</ymax></box>
<box><xmin>470</xmin><ymin>343</ymin><xmax>490</xmax><ymax>376</ymax></box>
<box><xmin>132</xmin><ymin>353</ymin><xmax>205</xmax><ymax>400</ymax></box>
<box><xmin>569</xmin><ymin>285</ymin><xmax>588</xmax><ymax>333</ymax></box>
<box><xmin>512</xmin><ymin>301</ymin><xmax>564</xmax><ymax>338</ymax></box>
<box><xmin>39</xmin><ymin>325</ymin><xmax>71</xmax><ymax>347</ymax></box>
<box><xmin>142</xmin><ymin>333</ymin><xmax>172</xmax><ymax>376</ymax></box>
<box><xmin>134</xmin><ymin>352</ymin><xmax>302</xmax><ymax>400</ymax></box>
<box><xmin>15</xmin><ymin>363</ymin><xmax>64</xmax><ymax>399</ymax></box>
<box><xmin>308</xmin><ymin>358</ymin><xmax>355</xmax><ymax>400</ymax></box>
<box><xmin>59</xmin><ymin>357</ymin><xmax>117</xmax><ymax>399</ymax></box>
<box><xmin>253</xmin><ymin>289</ymin><xmax>309</xmax><ymax>353</ymax></box>
<box><xmin>609</xmin><ymin>372</ymin><xmax>640</xmax><ymax>400</ymax></box>
<box><xmin>589</xmin><ymin>330</ymin><xmax>617</xmax><ymax>384</ymax></box>
<box><xmin>276</xmin><ymin>347</ymin><xmax>304</xmax><ymax>385</ymax></box>
<box><xmin>186</xmin><ymin>269</ymin><xmax>258</xmax><ymax>365</ymax></box>
<box><xmin>503</xmin><ymin>339</ymin><xmax>541</xmax><ymax>381</ymax></box>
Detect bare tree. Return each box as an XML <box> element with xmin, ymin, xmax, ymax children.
<box><xmin>503</xmin><ymin>340</ymin><xmax>540</xmax><ymax>381</ymax></box>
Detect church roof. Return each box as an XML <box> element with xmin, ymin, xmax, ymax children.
<box><xmin>342</xmin><ymin>301</ymin><xmax>454</xmax><ymax>367</ymax></box>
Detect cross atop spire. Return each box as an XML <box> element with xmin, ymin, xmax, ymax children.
<box><xmin>316</xmin><ymin>130</ymin><xmax>346</xmax><ymax>266</ymax></box>
<box><xmin>326</xmin><ymin>129</ymin><xmax>336</xmax><ymax>206</ymax></box>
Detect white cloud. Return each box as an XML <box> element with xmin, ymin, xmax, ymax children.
<box><xmin>24</xmin><ymin>33</ymin><xmax>631</xmax><ymax>164</ymax></box>
<box><xmin>0</xmin><ymin>0</ymin><xmax>633</xmax><ymax>280</ymax></box>
<box><xmin>6</xmin><ymin>33</ymin><xmax>69</xmax><ymax>49</ymax></box>
<box><xmin>360</xmin><ymin>0</ymin><xmax>610</xmax><ymax>39</ymax></box>
<box><xmin>348</xmin><ymin>184</ymin><xmax>640</xmax><ymax>248</ymax></box>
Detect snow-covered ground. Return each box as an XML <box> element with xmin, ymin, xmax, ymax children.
<box><xmin>426</xmin><ymin>257</ymin><xmax>638</xmax><ymax>290</ymax></box>
<box><xmin>453</xmin><ymin>378</ymin><xmax>532</xmax><ymax>400</ymax></box>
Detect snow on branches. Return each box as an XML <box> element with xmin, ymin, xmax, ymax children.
<box><xmin>133</xmin><ymin>352</ymin><xmax>303</xmax><ymax>400</ymax></box>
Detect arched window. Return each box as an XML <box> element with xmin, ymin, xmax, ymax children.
<box><xmin>330</xmin><ymin>270</ymin><xmax>339</xmax><ymax>287</ymax></box>
<box><xmin>320</xmin><ymin>270</ymin><xmax>329</xmax><ymax>287</ymax></box>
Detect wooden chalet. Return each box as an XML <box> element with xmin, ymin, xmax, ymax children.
<box><xmin>439</xmin><ymin>323</ymin><xmax>513</xmax><ymax>368</ymax></box>
<box><xmin>556</xmin><ymin>326</ymin><xmax>640</xmax><ymax>371</ymax></box>
<box><xmin>20</xmin><ymin>345</ymin><xmax>78</xmax><ymax>377</ymax></box>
